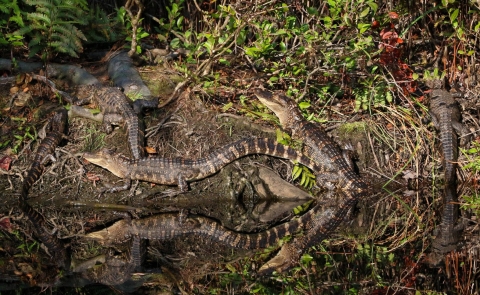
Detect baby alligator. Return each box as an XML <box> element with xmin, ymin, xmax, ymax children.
<box><xmin>19</xmin><ymin>107</ymin><xmax>70</xmax><ymax>269</ymax></box>
<box><xmin>72</xmin><ymin>84</ymin><xmax>145</xmax><ymax>159</ymax></box>
<box><xmin>428</xmin><ymin>82</ymin><xmax>469</xmax><ymax>257</ymax></box>
<box><xmin>86</xmin><ymin>200</ymin><xmax>335</xmax><ymax>253</ymax></box>
<box><xmin>83</xmin><ymin>137</ymin><xmax>320</xmax><ymax>193</ymax></box>
<box><xmin>254</xmin><ymin>88</ymin><xmax>370</xmax><ymax>274</ymax></box>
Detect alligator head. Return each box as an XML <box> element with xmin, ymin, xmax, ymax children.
<box><xmin>83</xmin><ymin>148</ymin><xmax>130</xmax><ymax>178</ymax></box>
<box><xmin>253</xmin><ymin>88</ymin><xmax>303</xmax><ymax>128</ymax></box>
<box><xmin>84</xmin><ymin>219</ymin><xmax>132</xmax><ymax>245</ymax></box>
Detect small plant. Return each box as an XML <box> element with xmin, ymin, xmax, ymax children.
<box><xmin>17</xmin><ymin>238</ymin><xmax>40</xmax><ymax>256</ymax></box>
<box><xmin>461</xmin><ymin>142</ymin><xmax>480</xmax><ymax>217</ymax></box>
<box><xmin>155</xmin><ymin>0</ymin><xmax>186</xmax><ymax>49</ymax></box>
<box><xmin>117</xmin><ymin>6</ymin><xmax>149</xmax><ymax>55</ymax></box>
<box><xmin>15</xmin><ymin>0</ymin><xmax>88</xmax><ymax>59</ymax></box>
<box><xmin>275</xmin><ymin>130</ymin><xmax>316</xmax><ymax>189</ymax></box>
<box><xmin>10</xmin><ymin>117</ymin><xmax>36</xmax><ymax>154</ymax></box>
<box><xmin>82</xmin><ymin>127</ymin><xmax>106</xmax><ymax>152</ymax></box>
<box><xmin>0</xmin><ymin>0</ymin><xmax>24</xmax><ymax>47</ymax></box>
<box><xmin>82</xmin><ymin>5</ymin><xmax>121</xmax><ymax>44</ymax></box>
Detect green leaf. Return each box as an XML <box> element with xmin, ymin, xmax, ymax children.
<box><xmin>357</xmin><ymin>23</ymin><xmax>371</xmax><ymax>34</ymax></box>
<box><xmin>225</xmin><ymin>263</ymin><xmax>236</xmax><ymax>273</ymax></box>
<box><xmin>306</xmin><ymin>7</ymin><xmax>318</xmax><ymax>16</ymax></box>
<box><xmin>272</xmin><ymin>29</ymin><xmax>287</xmax><ymax>36</ymax></box>
<box><xmin>450</xmin><ymin>8</ymin><xmax>459</xmax><ymax>23</ymax></box>
<box><xmin>292</xmin><ymin>165</ymin><xmax>302</xmax><ymax>180</ymax></box>
<box><xmin>300</xmin><ymin>171</ymin><xmax>306</xmax><ymax>185</ymax></box>
<box><xmin>222</xmin><ymin>102</ymin><xmax>233</xmax><ymax>112</ymax></box>
<box><xmin>177</xmin><ymin>16</ymin><xmax>184</xmax><ymax>28</ymax></box>
<box><xmin>298</xmin><ymin>101</ymin><xmax>310</xmax><ymax>110</ymax></box>
<box><xmin>359</xmin><ymin>7</ymin><xmax>370</xmax><ymax>18</ymax></box>
<box><xmin>367</xmin><ymin>2</ymin><xmax>378</xmax><ymax>13</ymax></box>
<box><xmin>301</xmin><ymin>253</ymin><xmax>313</xmax><ymax>265</ymax></box>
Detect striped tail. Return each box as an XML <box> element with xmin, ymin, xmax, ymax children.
<box><xmin>199</xmin><ymin>201</ymin><xmax>323</xmax><ymax>249</ymax></box>
<box><xmin>196</xmin><ymin>137</ymin><xmax>319</xmax><ymax>178</ymax></box>
<box><xmin>18</xmin><ymin>108</ymin><xmax>69</xmax><ymax>269</ymax></box>
<box><xmin>127</xmin><ymin>114</ymin><xmax>145</xmax><ymax>159</ymax></box>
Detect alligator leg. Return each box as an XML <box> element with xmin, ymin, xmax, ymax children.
<box><xmin>102</xmin><ymin>178</ymin><xmax>132</xmax><ymax>194</ymax></box>
<box><xmin>103</xmin><ymin>112</ymin><xmax>125</xmax><ymax>134</ymax></box>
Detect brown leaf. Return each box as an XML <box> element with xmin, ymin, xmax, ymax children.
<box><xmin>145</xmin><ymin>146</ymin><xmax>157</xmax><ymax>154</ymax></box>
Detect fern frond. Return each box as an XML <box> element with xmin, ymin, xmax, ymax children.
<box><xmin>9</xmin><ymin>15</ymin><xmax>24</xmax><ymax>27</ymax></box>
<box><xmin>27</xmin><ymin>12</ymin><xmax>52</xmax><ymax>26</ymax></box>
<box><xmin>28</xmin><ymin>44</ymin><xmax>44</xmax><ymax>58</ymax></box>
<box><xmin>24</xmin><ymin>0</ymin><xmax>54</xmax><ymax>6</ymax></box>
<box><xmin>0</xmin><ymin>0</ymin><xmax>12</xmax><ymax>14</ymax></box>
<box><xmin>20</xmin><ymin>0</ymin><xmax>89</xmax><ymax>59</ymax></box>
<box><xmin>50</xmin><ymin>32</ymin><xmax>82</xmax><ymax>53</ymax></box>
<box><xmin>28</xmin><ymin>33</ymin><xmax>43</xmax><ymax>47</ymax></box>
<box><xmin>53</xmin><ymin>23</ymin><xmax>86</xmax><ymax>42</ymax></box>
<box><xmin>50</xmin><ymin>41</ymin><xmax>78</xmax><ymax>57</ymax></box>
<box><xmin>14</xmin><ymin>26</ymin><xmax>33</xmax><ymax>36</ymax></box>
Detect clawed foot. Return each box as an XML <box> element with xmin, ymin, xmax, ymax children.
<box><xmin>257</xmin><ymin>245</ymin><xmax>297</xmax><ymax>276</ymax></box>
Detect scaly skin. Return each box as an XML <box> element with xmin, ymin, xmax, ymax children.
<box><xmin>73</xmin><ymin>85</ymin><xmax>145</xmax><ymax>159</ymax></box>
<box><xmin>83</xmin><ymin>137</ymin><xmax>321</xmax><ymax>193</ymax></box>
<box><xmin>86</xmin><ymin>202</ymin><xmax>334</xmax><ymax>251</ymax></box>
<box><xmin>19</xmin><ymin>107</ymin><xmax>69</xmax><ymax>269</ymax></box>
<box><xmin>253</xmin><ymin>88</ymin><xmax>370</xmax><ymax>274</ymax></box>
<box><xmin>428</xmin><ymin>85</ymin><xmax>468</xmax><ymax>256</ymax></box>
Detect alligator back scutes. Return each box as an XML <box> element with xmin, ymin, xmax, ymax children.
<box><xmin>428</xmin><ymin>87</ymin><xmax>464</xmax><ymax>256</ymax></box>
<box><xmin>122</xmin><ymin>137</ymin><xmax>320</xmax><ymax>185</ymax></box>
<box><xmin>73</xmin><ymin>85</ymin><xmax>145</xmax><ymax>159</ymax></box>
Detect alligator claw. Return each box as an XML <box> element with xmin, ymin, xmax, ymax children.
<box><xmin>258</xmin><ymin>245</ymin><xmax>297</xmax><ymax>276</ymax></box>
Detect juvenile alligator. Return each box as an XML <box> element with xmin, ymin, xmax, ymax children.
<box><xmin>83</xmin><ymin>137</ymin><xmax>321</xmax><ymax>193</ymax></box>
<box><xmin>72</xmin><ymin>84</ymin><xmax>145</xmax><ymax>159</ymax></box>
<box><xmin>19</xmin><ymin>107</ymin><xmax>70</xmax><ymax>269</ymax></box>
<box><xmin>86</xmin><ymin>200</ymin><xmax>335</xmax><ymax>252</ymax></box>
<box><xmin>428</xmin><ymin>81</ymin><xmax>469</xmax><ymax>256</ymax></box>
<box><xmin>84</xmin><ymin>235</ymin><xmax>144</xmax><ymax>285</ymax></box>
<box><xmin>253</xmin><ymin>88</ymin><xmax>370</xmax><ymax>274</ymax></box>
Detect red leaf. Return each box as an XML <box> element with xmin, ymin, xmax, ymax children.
<box><xmin>0</xmin><ymin>217</ymin><xmax>12</xmax><ymax>231</ymax></box>
<box><xmin>0</xmin><ymin>156</ymin><xmax>12</xmax><ymax>171</ymax></box>
<box><xmin>389</xmin><ymin>12</ymin><xmax>399</xmax><ymax>19</ymax></box>
<box><xmin>86</xmin><ymin>172</ymin><xmax>100</xmax><ymax>182</ymax></box>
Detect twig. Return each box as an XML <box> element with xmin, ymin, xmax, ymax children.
<box><xmin>145</xmin><ymin>110</ymin><xmax>177</xmax><ymax>138</ymax></box>
<box><xmin>157</xmin><ymin>79</ymin><xmax>190</xmax><ymax>109</ymax></box>
<box><xmin>31</xmin><ymin>74</ymin><xmax>76</xmax><ymax>103</ymax></box>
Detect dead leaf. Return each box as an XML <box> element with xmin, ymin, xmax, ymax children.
<box><xmin>9</xmin><ymin>86</ymin><xmax>19</xmax><ymax>94</ymax></box>
<box><xmin>402</xmin><ymin>170</ymin><xmax>418</xmax><ymax>180</ymax></box>
<box><xmin>388</xmin><ymin>12</ymin><xmax>399</xmax><ymax>19</ymax></box>
<box><xmin>0</xmin><ymin>156</ymin><xmax>12</xmax><ymax>171</ymax></box>
<box><xmin>145</xmin><ymin>146</ymin><xmax>157</xmax><ymax>154</ymax></box>
<box><xmin>0</xmin><ymin>217</ymin><xmax>12</xmax><ymax>231</ymax></box>
<box><xmin>86</xmin><ymin>172</ymin><xmax>100</xmax><ymax>186</ymax></box>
